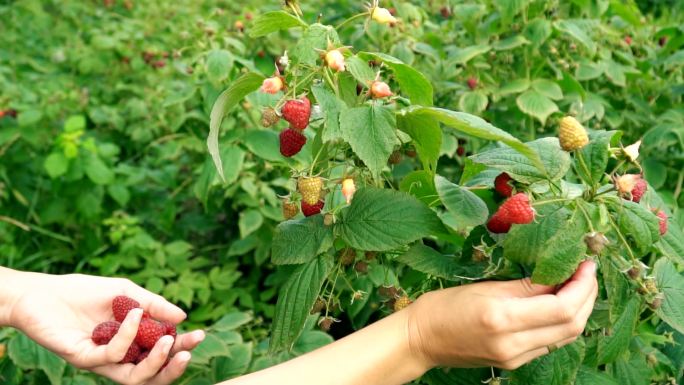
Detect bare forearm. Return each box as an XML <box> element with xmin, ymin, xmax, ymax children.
<box><xmin>219</xmin><ymin>311</ymin><xmax>431</xmax><ymax>385</ymax></box>
<box><xmin>0</xmin><ymin>267</ymin><xmax>25</xmax><ymax>327</ymax></box>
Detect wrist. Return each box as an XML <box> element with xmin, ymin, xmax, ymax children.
<box><xmin>0</xmin><ymin>267</ymin><xmax>28</xmax><ymax>328</ymax></box>
<box><xmin>405</xmin><ymin>292</ymin><xmax>438</xmax><ymax>372</ymax></box>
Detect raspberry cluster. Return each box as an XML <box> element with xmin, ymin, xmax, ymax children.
<box><xmin>91</xmin><ymin>296</ymin><xmax>177</xmax><ymax>365</ymax></box>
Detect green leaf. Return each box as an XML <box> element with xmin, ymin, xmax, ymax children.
<box><xmin>532</xmin><ymin>79</ymin><xmax>563</xmax><ymax>100</ymax></box>
<box><xmin>559</xmin><ymin>71</ymin><xmax>586</xmax><ymax>100</ymax></box>
<box><xmin>340</xmin><ymin>104</ymin><xmax>399</xmax><ymax>178</ymax></box>
<box><xmin>516</xmin><ymin>90</ymin><xmax>558</xmax><ymax>125</ymax></box>
<box><xmin>346</xmin><ymin>56</ymin><xmax>376</xmax><ymax>85</ymax></box>
<box><xmin>449</xmin><ymin>44</ymin><xmax>491</xmax><ymax>65</ymax></box>
<box><xmin>575</xmin><ymin>60</ymin><xmax>604</xmax><ymax>81</ymax></box>
<box><xmin>404</xmin><ymin>107</ymin><xmax>545</xmax><ymax>174</ymax></box>
<box><xmin>44</xmin><ymin>152</ymin><xmax>69</xmax><ymax>178</ymax></box>
<box><xmin>434</xmin><ymin>176</ymin><xmax>488</xmax><ymax>228</ymax></box>
<box><xmin>504</xmin><ymin>205</ymin><xmax>571</xmax><ymax>264</ymax></box>
<box><xmin>8</xmin><ymin>333</ymin><xmax>66</xmax><ymax>385</ymax></box>
<box><xmin>271</xmin><ymin>215</ymin><xmax>333</xmax><ymax>265</ymax></box>
<box><xmin>576</xmin><ymin>130</ymin><xmax>619</xmax><ymax>185</ymax></box>
<box><xmin>524</xmin><ymin>18</ymin><xmax>552</xmax><ymax>47</ymax></box>
<box><xmin>359</xmin><ymin>52</ymin><xmax>433</xmax><ymax>106</ymax></box>
<box><xmin>249</xmin><ymin>11</ymin><xmax>306</xmax><ymax>37</ymax></box>
<box><xmin>208</xmin><ymin>72</ymin><xmax>265</xmax><ymax>181</ymax></box>
<box><xmin>396</xmin><ymin>243</ymin><xmax>461</xmax><ymax>280</ymax></box>
<box><xmin>493</xmin><ymin>35</ymin><xmax>530</xmax><ymax>51</ymax></box>
<box><xmin>107</xmin><ymin>184</ymin><xmax>130</xmax><ymax>207</ymax></box>
<box><xmin>290</xmin><ymin>24</ymin><xmax>340</xmax><ymax>66</ymax></box>
<box><xmin>64</xmin><ymin>115</ymin><xmax>86</xmax><ymax>132</ymax></box>
<box><xmin>191</xmin><ymin>332</ymin><xmax>230</xmax><ymax>365</ymax></box>
<box><xmin>270</xmin><ymin>255</ymin><xmax>333</xmax><ymax>352</ymax></box>
<box><xmin>399</xmin><ymin>170</ymin><xmax>440</xmax><ymax>206</ymax></box>
<box><xmin>576</xmin><ymin>366</ymin><xmax>619</xmax><ymax>385</ymax></box>
<box><xmin>213</xmin><ymin>312</ymin><xmax>254</xmax><ymax>331</ymax></box>
<box><xmin>655</xmin><ymin>258</ymin><xmax>684</xmax><ymax>335</ymax></box>
<box><xmin>495</xmin><ymin>0</ymin><xmax>527</xmax><ymax>25</ymax></box>
<box><xmin>597</xmin><ymin>296</ymin><xmax>639</xmax><ymax>364</ymax></box>
<box><xmin>554</xmin><ymin>20</ymin><xmax>596</xmax><ymax>56</ymax></box>
<box><xmin>206</xmin><ymin>50</ymin><xmax>234</xmax><ymax>85</ymax></box>
<box><xmin>607</xmin><ymin>353</ymin><xmax>651</xmax><ymax>385</ymax></box>
<box><xmin>214</xmin><ymin>343</ymin><xmax>252</xmax><ymax>378</ymax></box>
<box><xmin>396</xmin><ymin>111</ymin><xmax>442</xmax><ymax>172</ymax></box>
<box><xmin>337</xmin><ymin>188</ymin><xmax>444</xmax><ymax>251</ymax></box>
<box><xmin>243</xmin><ymin>130</ymin><xmax>283</xmax><ymax>162</ymax></box>
<box><xmin>84</xmin><ymin>153</ymin><xmax>114</xmax><ymax>185</ymax></box>
<box><xmin>469</xmin><ymin>138</ymin><xmax>571</xmax><ymax>184</ymax></box>
<box><xmin>498</xmin><ymin>78</ymin><xmax>530</xmax><ymax>96</ymax></box>
<box><xmin>239</xmin><ymin>209</ymin><xmax>263</xmax><ymax>239</ymax></box>
<box><xmin>458</xmin><ymin>91</ymin><xmax>488</xmax><ymax>115</ymax></box>
<box><xmin>603</xmin><ymin>60</ymin><xmax>626</xmax><ymax>87</ymax></box>
<box><xmin>616</xmin><ymin>200</ymin><xmax>661</xmax><ymax>255</ymax></box>
<box><xmin>311</xmin><ymin>83</ymin><xmax>345</xmax><ymax>142</ymax></box>
<box><xmin>657</xmin><ymin>219</ymin><xmax>684</xmax><ymax>265</ymax></box>
<box><xmin>511</xmin><ymin>338</ymin><xmax>585</xmax><ymax>385</ymax></box>
<box><xmin>531</xmin><ymin>215</ymin><xmax>588</xmax><ymax>285</ymax></box>
<box><xmin>293</xmin><ymin>330</ymin><xmax>334</xmax><ymax>355</ymax></box>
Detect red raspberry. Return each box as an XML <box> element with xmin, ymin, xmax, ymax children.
<box><xmin>136</xmin><ymin>350</ymin><xmax>150</xmax><ymax>364</ymax></box>
<box><xmin>494</xmin><ymin>172</ymin><xmax>513</xmax><ymax>197</ymax></box>
<box><xmin>112</xmin><ymin>296</ymin><xmax>141</xmax><ymax>322</ymax></box>
<box><xmin>161</xmin><ymin>321</ymin><xmax>177</xmax><ymax>338</ymax></box>
<box><xmin>279</xmin><ymin>128</ymin><xmax>307</xmax><ymax>157</ymax></box>
<box><xmin>656</xmin><ymin>210</ymin><xmax>668</xmax><ymax>236</ymax></box>
<box><xmin>120</xmin><ymin>343</ymin><xmax>141</xmax><ymax>364</ymax></box>
<box><xmin>497</xmin><ymin>193</ymin><xmax>535</xmax><ymax>224</ymax></box>
<box><xmin>301</xmin><ymin>200</ymin><xmax>325</xmax><ymax>217</ymax></box>
<box><xmin>281</xmin><ymin>97</ymin><xmax>311</xmax><ymax>130</ymax></box>
<box><xmin>135</xmin><ymin>319</ymin><xmax>165</xmax><ymax>349</ymax></box>
<box><xmin>631</xmin><ymin>178</ymin><xmax>647</xmax><ymax>203</ymax></box>
<box><xmin>486</xmin><ymin>213</ymin><xmax>512</xmax><ymax>234</ymax></box>
<box><xmin>467</xmin><ymin>77</ymin><xmax>477</xmax><ymax>90</ymax></box>
<box><xmin>92</xmin><ymin>321</ymin><xmax>121</xmax><ymax>345</ymax></box>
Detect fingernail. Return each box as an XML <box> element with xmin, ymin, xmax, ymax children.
<box><xmin>129</xmin><ymin>308</ymin><xmax>143</xmax><ymax>320</ymax></box>
<box><xmin>588</xmin><ymin>260</ymin><xmax>597</xmax><ymax>275</ymax></box>
<box><xmin>163</xmin><ymin>336</ymin><xmax>174</xmax><ymax>354</ymax></box>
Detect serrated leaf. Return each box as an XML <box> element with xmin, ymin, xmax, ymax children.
<box><xmin>8</xmin><ymin>333</ymin><xmax>66</xmax><ymax>385</ymax></box>
<box><xmin>213</xmin><ymin>312</ymin><xmax>253</xmax><ymax>331</ymax></box>
<box><xmin>270</xmin><ymin>255</ymin><xmax>333</xmax><ymax>352</ymax></box>
<box><xmin>396</xmin><ymin>244</ymin><xmax>462</xmax><ymax>280</ymax></box>
<box><xmin>516</xmin><ymin>90</ymin><xmax>558</xmax><ymax>124</ymax></box>
<box><xmin>337</xmin><ymin>188</ymin><xmax>444</xmax><ymax>251</ymax></box>
<box><xmin>531</xmin><ymin>215</ymin><xmax>588</xmax><ymax>285</ymax></box>
<box><xmin>597</xmin><ymin>296</ymin><xmax>639</xmax><ymax>364</ymax></box>
<box><xmin>208</xmin><ymin>72</ymin><xmax>265</xmax><ymax>181</ymax></box>
<box><xmin>511</xmin><ymin>338</ymin><xmax>585</xmax><ymax>385</ymax></box>
<box><xmin>504</xmin><ymin>204</ymin><xmax>571</xmax><ymax>264</ymax></box>
<box><xmin>524</xmin><ymin>18</ymin><xmax>552</xmax><ymax>47</ymax></box>
<box><xmin>554</xmin><ymin>20</ymin><xmax>596</xmax><ymax>56</ymax></box>
<box><xmin>206</xmin><ymin>50</ymin><xmax>233</xmax><ymax>85</ymax></box>
<box><xmin>576</xmin><ymin>60</ymin><xmax>604</xmax><ymax>81</ymax></box>
<box><xmin>493</xmin><ymin>35</ymin><xmax>530</xmax><ymax>51</ymax></box>
<box><xmin>449</xmin><ymin>44</ymin><xmax>491</xmax><ymax>64</ymax></box>
<box><xmin>469</xmin><ymin>137</ymin><xmax>571</xmax><ymax>184</ymax></box>
<box><xmin>655</xmin><ymin>258</ymin><xmax>684</xmax><ymax>335</ymax></box>
<box><xmin>290</xmin><ymin>24</ymin><xmax>340</xmax><ymax>66</ymax></box>
<box><xmin>271</xmin><ymin>215</ymin><xmax>333</xmax><ymax>265</ymax></box>
<box><xmin>340</xmin><ymin>104</ymin><xmax>399</xmax><ymax>178</ymax></box>
<box><xmin>616</xmin><ymin>200</ymin><xmax>661</xmax><ymax>255</ymax></box>
<box><xmin>607</xmin><ymin>353</ymin><xmax>651</xmax><ymax>385</ymax></box>
<box><xmin>239</xmin><ymin>209</ymin><xmax>263</xmax><ymax>239</ymax></box>
<box><xmin>346</xmin><ymin>56</ymin><xmax>376</xmax><ymax>85</ymax></box>
<box><xmin>434</xmin><ymin>176</ymin><xmax>488</xmax><ymax>228</ymax></box>
<box><xmin>399</xmin><ymin>170</ymin><xmax>440</xmax><ymax>206</ymax></box>
<box><xmin>532</xmin><ymin>79</ymin><xmax>563</xmax><ymax>100</ymax></box>
<box><xmin>576</xmin><ymin>130</ymin><xmax>620</xmax><ymax>185</ymax></box>
<box><xmin>657</xmin><ymin>220</ymin><xmax>684</xmax><ymax>265</ymax></box>
<box><xmin>44</xmin><ymin>152</ymin><xmax>69</xmax><ymax>178</ymax></box>
<box><xmin>83</xmin><ymin>153</ymin><xmax>114</xmax><ymax>185</ymax></box>
<box><xmin>498</xmin><ymin>78</ymin><xmax>530</xmax><ymax>96</ymax></box>
<box><xmin>191</xmin><ymin>332</ymin><xmax>231</xmax><ymax>365</ymax></box>
<box><xmin>396</xmin><ymin>111</ymin><xmax>442</xmax><ymax>172</ymax></box>
<box><xmin>576</xmin><ymin>366</ymin><xmax>619</xmax><ymax>385</ymax></box>
<box><xmin>359</xmin><ymin>52</ymin><xmax>433</xmax><ymax>106</ymax></box>
<box><xmin>404</xmin><ymin>107</ymin><xmax>545</xmax><ymax>174</ymax></box>
<box><xmin>459</xmin><ymin>91</ymin><xmax>488</xmax><ymax>115</ymax></box>
<box><xmin>311</xmin><ymin>83</ymin><xmax>345</xmax><ymax>142</ymax></box>
<box><xmin>249</xmin><ymin>11</ymin><xmax>306</xmax><ymax>38</ymax></box>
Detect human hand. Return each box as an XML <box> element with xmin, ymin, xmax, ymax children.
<box><xmin>4</xmin><ymin>270</ymin><xmax>205</xmax><ymax>385</ymax></box>
<box><xmin>406</xmin><ymin>260</ymin><xmax>598</xmax><ymax>371</ymax></box>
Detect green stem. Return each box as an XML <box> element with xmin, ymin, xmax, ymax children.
<box><xmin>335</xmin><ymin>12</ymin><xmax>369</xmax><ymax>29</ymax></box>
<box><xmin>575</xmin><ymin>200</ymin><xmax>595</xmax><ymax>232</ymax></box>
<box><xmin>532</xmin><ymin>197</ymin><xmax>572</xmax><ymax>207</ymax></box>
<box><xmin>608</xmin><ymin>216</ymin><xmax>636</xmax><ymax>261</ymax></box>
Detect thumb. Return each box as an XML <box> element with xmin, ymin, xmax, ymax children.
<box><xmin>489</xmin><ymin>277</ymin><xmax>557</xmax><ymax>298</ymax></box>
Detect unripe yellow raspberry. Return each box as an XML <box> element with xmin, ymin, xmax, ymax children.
<box><xmin>298</xmin><ymin>176</ymin><xmax>324</xmax><ymax>205</ymax></box>
<box><xmin>393</xmin><ymin>295</ymin><xmax>412</xmax><ymax>312</ymax></box>
<box><xmin>558</xmin><ymin>116</ymin><xmax>589</xmax><ymax>151</ymax></box>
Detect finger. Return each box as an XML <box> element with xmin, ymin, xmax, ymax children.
<box><xmin>148</xmin><ymin>351</ymin><xmax>192</xmax><ymax>385</ymax></box>
<box><xmin>128</xmin><ymin>335</ymin><xmax>175</xmax><ymax>382</ymax></box>
<box><xmin>510</xmin><ymin>281</ymin><xmax>597</xmax><ymax>353</ymax></box>
<box><xmin>502</xmin><ymin>261</ymin><xmax>597</xmax><ymax>330</ymax></box>
<box><xmin>86</xmin><ymin>308</ymin><xmax>143</xmax><ymax>366</ymax></box>
<box><xmin>497</xmin><ymin>336</ymin><xmax>578</xmax><ymax>370</ymax></box>
<box><xmin>124</xmin><ymin>284</ymin><xmax>186</xmax><ymax>324</ymax></box>
<box><xmin>479</xmin><ymin>277</ymin><xmax>557</xmax><ymax>298</ymax></box>
<box><xmin>171</xmin><ymin>330</ymin><xmax>205</xmax><ymax>354</ymax></box>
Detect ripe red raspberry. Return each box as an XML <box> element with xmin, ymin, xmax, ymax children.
<box><xmin>301</xmin><ymin>200</ymin><xmax>325</xmax><ymax>217</ymax></box>
<box><xmin>631</xmin><ymin>178</ymin><xmax>647</xmax><ymax>203</ymax></box>
<box><xmin>279</xmin><ymin>128</ymin><xmax>307</xmax><ymax>157</ymax></box>
<box><xmin>494</xmin><ymin>172</ymin><xmax>513</xmax><ymax>197</ymax></box>
<box><xmin>656</xmin><ymin>210</ymin><xmax>668</xmax><ymax>236</ymax></box>
<box><xmin>112</xmin><ymin>296</ymin><xmax>140</xmax><ymax>322</ymax></box>
<box><xmin>281</xmin><ymin>97</ymin><xmax>311</xmax><ymax>130</ymax></box>
<box><xmin>486</xmin><ymin>213</ymin><xmax>512</xmax><ymax>234</ymax></box>
<box><xmin>92</xmin><ymin>321</ymin><xmax>121</xmax><ymax>345</ymax></box>
<box><xmin>135</xmin><ymin>319</ymin><xmax>165</xmax><ymax>349</ymax></box>
<box><xmin>120</xmin><ymin>343</ymin><xmax>141</xmax><ymax>364</ymax></box>
<box><xmin>136</xmin><ymin>350</ymin><xmax>150</xmax><ymax>364</ymax></box>
<box><xmin>497</xmin><ymin>193</ymin><xmax>535</xmax><ymax>224</ymax></box>
<box><xmin>467</xmin><ymin>77</ymin><xmax>477</xmax><ymax>90</ymax></box>
<box><xmin>161</xmin><ymin>321</ymin><xmax>177</xmax><ymax>338</ymax></box>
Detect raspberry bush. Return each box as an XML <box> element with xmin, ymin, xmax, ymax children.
<box><xmin>209</xmin><ymin>4</ymin><xmax>684</xmax><ymax>384</ymax></box>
